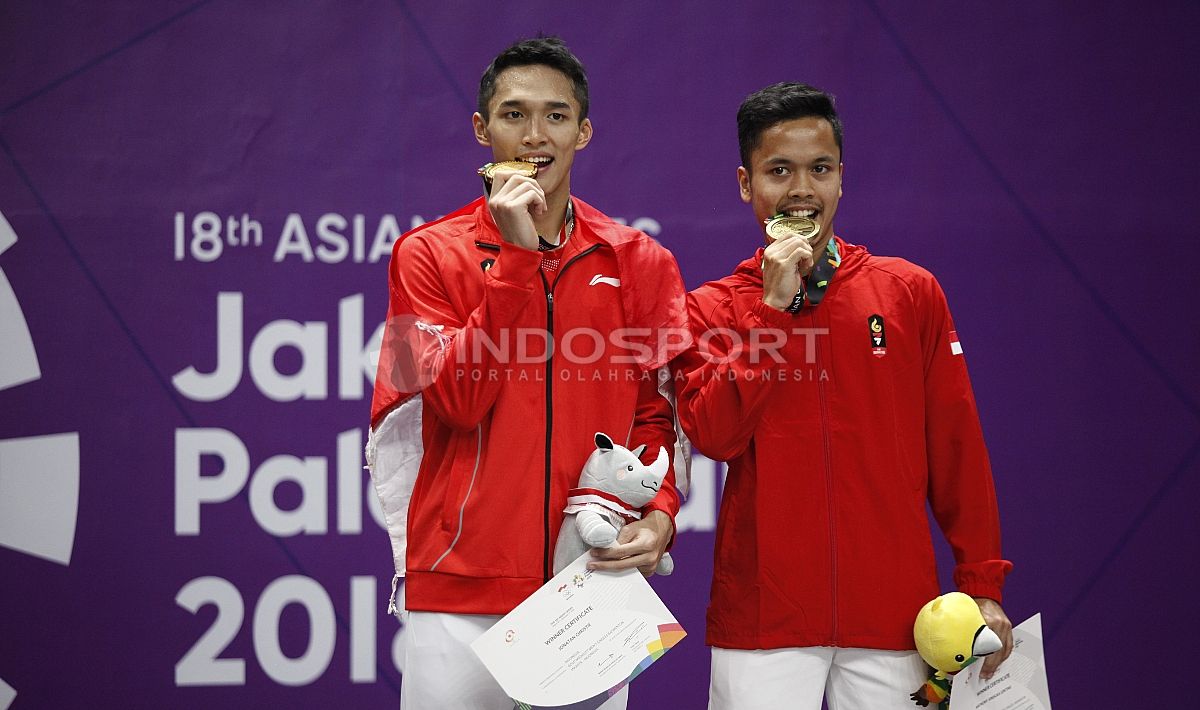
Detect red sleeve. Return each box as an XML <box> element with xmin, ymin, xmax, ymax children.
<box><xmin>918</xmin><ymin>275</ymin><xmax>1012</xmax><ymax>600</ymax></box>
<box><xmin>633</xmin><ymin>371</ymin><xmax>681</xmax><ymax>543</ymax></box>
<box><xmin>674</xmin><ymin>290</ymin><xmax>795</xmax><ymax>461</ymax></box>
<box><xmin>388</xmin><ymin>235</ymin><xmax>543</xmax><ymax>430</ymax></box>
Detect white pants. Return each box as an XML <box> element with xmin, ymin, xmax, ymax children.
<box><xmin>709</xmin><ymin>646</ymin><xmax>927</xmax><ymax>710</ymax></box>
<box><xmin>401</xmin><ymin>610</ymin><xmax>629</xmax><ymax>710</ymax></box>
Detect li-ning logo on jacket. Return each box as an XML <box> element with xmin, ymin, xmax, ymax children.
<box><xmin>589</xmin><ymin>274</ymin><xmax>621</xmax><ymax>288</ymax></box>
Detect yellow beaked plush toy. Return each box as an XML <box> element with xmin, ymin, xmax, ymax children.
<box><xmin>910</xmin><ymin>592</ymin><xmax>1003</xmax><ymax>708</ymax></box>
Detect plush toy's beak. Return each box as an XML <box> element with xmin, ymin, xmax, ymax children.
<box><xmin>973</xmin><ymin>626</ymin><xmax>1003</xmax><ymax>657</ymax></box>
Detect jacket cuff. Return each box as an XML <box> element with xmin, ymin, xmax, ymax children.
<box><xmin>486</xmin><ymin>241</ymin><xmax>542</xmax><ymax>286</ymax></box>
<box><xmin>746</xmin><ymin>296</ymin><xmax>797</xmax><ymax>329</ymax></box>
<box><xmin>954</xmin><ymin>559</ymin><xmax>1013</xmax><ymax>602</ymax></box>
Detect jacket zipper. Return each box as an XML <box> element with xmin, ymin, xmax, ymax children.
<box><xmin>813</xmin><ymin>308</ymin><xmax>838</xmax><ymax>643</ymax></box>
<box><xmin>539</xmin><ymin>244</ymin><xmax>602</xmax><ymax>582</ymax></box>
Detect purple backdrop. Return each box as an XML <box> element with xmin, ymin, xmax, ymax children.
<box><xmin>2</xmin><ymin>1</ymin><xmax>1198</xmax><ymax>707</ymax></box>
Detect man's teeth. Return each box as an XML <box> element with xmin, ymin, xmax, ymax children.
<box><xmin>524</xmin><ymin>157</ymin><xmax>553</xmax><ymax>165</ymax></box>
<box><xmin>786</xmin><ymin>209</ymin><xmax>816</xmax><ymax>218</ymax></box>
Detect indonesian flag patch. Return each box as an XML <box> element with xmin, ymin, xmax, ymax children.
<box><xmin>948</xmin><ymin>330</ymin><xmax>963</xmax><ymax>355</ymax></box>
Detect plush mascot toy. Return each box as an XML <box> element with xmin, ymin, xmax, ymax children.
<box><xmin>552</xmin><ymin>432</ymin><xmax>674</xmax><ymax>576</ymax></box>
<box><xmin>910</xmin><ymin>592</ymin><xmax>1003</xmax><ymax>708</ymax></box>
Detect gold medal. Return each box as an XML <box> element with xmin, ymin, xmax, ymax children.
<box><xmin>764</xmin><ymin>214</ymin><xmax>820</xmax><ymax>243</ymax></box>
<box><xmin>478</xmin><ymin>160</ymin><xmax>538</xmax><ymax>191</ymax></box>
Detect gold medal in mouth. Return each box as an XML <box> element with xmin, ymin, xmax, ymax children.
<box><xmin>764</xmin><ymin>214</ymin><xmax>820</xmax><ymax>243</ymax></box>
<box><xmin>478</xmin><ymin>160</ymin><xmax>538</xmax><ymax>190</ymax></box>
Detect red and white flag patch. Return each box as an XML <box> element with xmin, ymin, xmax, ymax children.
<box><xmin>948</xmin><ymin>330</ymin><xmax>963</xmax><ymax>355</ymax></box>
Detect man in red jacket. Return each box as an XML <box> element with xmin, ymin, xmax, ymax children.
<box><xmin>674</xmin><ymin>82</ymin><xmax>1014</xmax><ymax>709</ymax></box>
<box><xmin>367</xmin><ymin>38</ymin><xmax>691</xmax><ymax>709</ymax></box>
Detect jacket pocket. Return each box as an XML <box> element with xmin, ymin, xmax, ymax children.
<box><xmin>440</xmin><ymin>425</ymin><xmax>483</xmax><ymax>532</ymax></box>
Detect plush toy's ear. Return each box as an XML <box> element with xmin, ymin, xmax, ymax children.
<box><xmin>631</xmin><ymin>444</ymin><xmax>647</xmax><ymax>458</ymax></box>
<box><xmin>595</xmin><ymin>433</ymin><xmax>614</xmax><ymax>451</ymax></box>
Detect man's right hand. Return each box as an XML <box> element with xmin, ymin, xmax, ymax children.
<box><xmin>486</xmin><ymin>169</ymin><xmax>546</xmax><ymax>251</ymax></box>
<box><xmin>762</xmin><ymin>234</ymin><xmax>814</xmax><ymax>311</ymax></box>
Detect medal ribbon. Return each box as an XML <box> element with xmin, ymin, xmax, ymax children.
<box><xmin>538</xmin><ymin>200</ymin><xmax>575</xmax><ymax>251</ymax></box>
<box><xmin>785</xmin><ymin>239</ymin><xmax>841</xmax><ymax>313</ymax></box>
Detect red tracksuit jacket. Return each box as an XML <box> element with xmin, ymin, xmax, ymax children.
<box><xmin>675</xmin><ymin>237</ymin><xmax>1011</xmax><ymax>650</ymax></box>
<box><xmin>370</xmin><ymin>197</ymin><xmax>689</xmax><ymax>615</ymax></box>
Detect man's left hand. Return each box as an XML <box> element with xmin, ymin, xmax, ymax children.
<box><xmin>586</xmin><ymin>510</ymin><xmax>672</xmax><ymax>577</ymax></box>
<box><xmin>973</xmin><ymin>597</ymin><xmax>1014</xmax><ymax>680</ymax></box>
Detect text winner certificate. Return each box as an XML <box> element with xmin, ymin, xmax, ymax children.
<box><xmin>471</xmin><ymin>552</ymin><xmax>686</xmax><ymax>709</ymax></box>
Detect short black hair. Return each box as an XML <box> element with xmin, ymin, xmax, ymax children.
<box><xmin>477</xmin><ymin>37</ymin><xmax>589</xmax><ymax>122</ymax></box>
<box><xmin>737</xmin><ymin>82</ymin><xmax>843</xmax><ymax>167</ymax></box>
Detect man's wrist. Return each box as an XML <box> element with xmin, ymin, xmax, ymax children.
<box><xmin>763</xmin><ymin>294</ymin><xmax>790</xmax><ymax>311</ymax></box>
<box><xmin>640</xmin><ymin>508</ymin><xmax>676</xmax><ymax>550</ymax></box>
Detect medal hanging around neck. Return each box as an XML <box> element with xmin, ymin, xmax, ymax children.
<box><xmin>788</xmin><ymin>240</ymin><xmax>840</xmax><ymax>312</ymax></box>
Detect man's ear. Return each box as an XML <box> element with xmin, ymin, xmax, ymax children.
<box><xmin>575</xmin><ymin>117</ymin><xmax>593</xmax><ymax>150</ymax></box>
<box><xmin>838</xmin><ymin>162</ymin><xmax>844</xmax><ymax>198</ymax></box>
<box><xmin>737</xmin><ymin>166</ymin><xmax>752</xmax><ymax>204</ymax></box>
<box><xmin>473</xmin><ymin>112</ymin><xmax>490</xmax><ymax>147</ymax></box>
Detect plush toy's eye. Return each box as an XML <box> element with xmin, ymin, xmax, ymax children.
<box><xmin>954</xmin><ymin>654</ymin><xmax>965</xmax><ymax>663</ymax></box>
<box><xmin>626</xmin><ymin>465</ymin><xmax>634</xmax><ymax>471</ymax></box>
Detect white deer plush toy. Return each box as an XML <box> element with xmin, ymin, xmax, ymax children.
<box><xmin>552</xmin><ymin>432</ymin><xmax>675</xmax><ymax>576</ymax></box>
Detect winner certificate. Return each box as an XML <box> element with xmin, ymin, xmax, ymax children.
<box><xmin>471</xmin><ymin>552</ymin><xmax>686</xmax><ymax>709</ymax></box>
<box><xmin>952</xmin><ymin>613</ymin><xmax>1053</xmax><ymax>709</ymax></box>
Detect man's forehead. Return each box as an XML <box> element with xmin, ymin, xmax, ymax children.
<box><xmin>489</xmin><ymin>65</ymin><xmax>579</xmax><ymax>109</ymax></box>
<box><xmin>754</xmin><ymin>118</ymin><xmax>840</xmax><ymax>162</ymax></box>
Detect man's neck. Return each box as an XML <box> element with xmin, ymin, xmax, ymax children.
<box><xmin>533</xmin><ymin>189</ymin><xmax>571</xmax><ymax>242</ymax></box>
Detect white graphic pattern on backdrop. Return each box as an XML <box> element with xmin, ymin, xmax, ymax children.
<box><xmin>0</xmin><ymin>211</ymin><xmax>39</xmax><ymax>390</ymax></box>
<box><xmin>0</xmin><ymin>210</ymin><xmax>83</xmax><ymax>710</ymax></box>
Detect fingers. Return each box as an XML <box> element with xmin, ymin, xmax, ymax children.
<box><xmin>994</xmin><ymin>622</ymin><xmax>1015</xmax><ymax>667</ymax></box>
<box><xmin>764</xmin><ymin>234</ymin><xmax>814</xmax><ymax>267</ymax></box>
<box><xmin>763</xmin><ymin>235</ymin><xmax>815</xmax><ymax>285</ymax></box>
<box><xmin>585</xmin><ymin>527</ymin><xmax>662</xmax><ymax>574</ymax></box>
<box><xmin>980</xmin><ymin>630</ymin><xmax>1012</xmax><ymax>679</ymax></box>
<box><xmin>486</xmin><ymin>172</ymin><xmax>544</xmax><ymax>248</ymax></box>
<box><xmin>590</xmin><ymin>529</ymin><xmax>652</xmax><ymax>560</ymax></box>
<box><xmin>489</xmin><ymin>171</ymin><xmax>546</xmax><ymax>210</ymax></box>
<box><xmin>979</xmin><ymin>652</ymin><xmax>1002</xmax><ymax>679</ymax></box>
<box><xmin>974</xmin><ymin>598</ymin><xmax>1015</xmax><ymax>680</ymax></box>
<box><xmin>492</xmin><ymin>178</ymin><xmax>546</xmax><ymax>213</ymax></box>
<box><xmin>762</xmin><ymin>234</ymin><xmax>814</xmax><ymax>309</ymax></box>
<box><xmin>586</xmin><ymin>548</ymin><xmax>659</xmax><ymax>575</ymax></box>
<box><xmin>980</xmin><ymin>627</ymin><xmax>1012</xmax><ymax>680</ymax></box>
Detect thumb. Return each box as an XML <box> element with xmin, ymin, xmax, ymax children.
<box><xmin>979</xmin><ymin>653</ymin><xmax>1000</xmax><ymax>679</ymax></box>
<box><xmin>615</xmin><ymin>524</ymin><xmax>640</xmax><ymax>545</ymax></box>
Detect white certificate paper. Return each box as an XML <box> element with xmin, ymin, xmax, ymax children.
<box><xmin>471</xmin><ymin>552</ymin><xmax>686</xmax><ymax>709</ymax></box>
<box><xmin>952</xmin><ymin>613</ymin><xmax>1052</xmax><ymax>710</ymax></box>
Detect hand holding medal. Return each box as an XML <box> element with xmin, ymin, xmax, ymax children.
<box><xmin>478</xmin><ymin>160</ymin><xmax>544</xmax><ymax>250</ymax></box>
<box><xmin>761</xmin><ymin>212</ymin><xmax>820</xmax><ymax>312</ymax></box>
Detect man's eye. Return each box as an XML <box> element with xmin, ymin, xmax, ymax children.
<box><xmin>813</xmin><ymin>165</ymin><xmax>829</xmax><ymax>174</ymax></box>
<box><xmin>504</xmin><ymin>111</ymin><xmax>522</xmax><ymax>119</ymax></box>
<box><xmin>548</xmin><ymin>112</ymin><xmax>566</xmax><ymax>121</ymax></box>
<box><xmin>772</xmin><ymin>166</ymin><xmax>789</xmax><ymax>175</ymax></box>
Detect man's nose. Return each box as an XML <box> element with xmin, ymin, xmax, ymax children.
<box><xmin>787</xmin><ymin>173</ymin><xmax>814</xmax><ymax>198</ymax></box>
<box><xmin>523</xmin><ymin>117</ymin><xmax>546</xmax><ymax>145</ymax></box>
